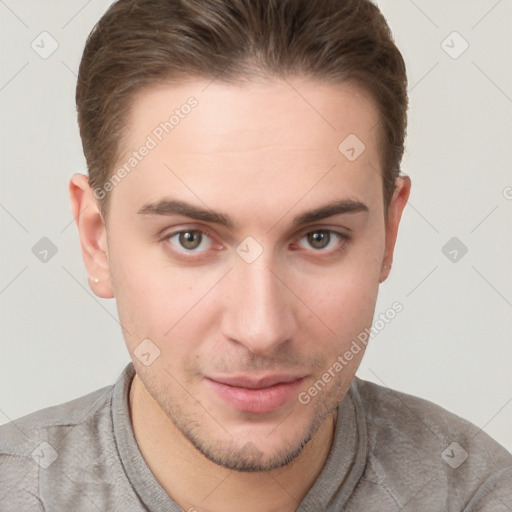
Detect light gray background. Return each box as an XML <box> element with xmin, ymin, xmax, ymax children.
<box><xmin>1</xmin><ymin>0</ymin><xmax>511</xmax><ymax>452</ymax></box>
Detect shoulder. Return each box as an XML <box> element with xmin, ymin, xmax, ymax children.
<box><xmin>0</xmin><ymin>384</ymin><xmax>116</xmax><ymax>510</ymax></box>
<box><xmin>0</xmin><ymin>365</ymin><xmax>147</xmax><ymax>511</ymax></box>
<box><xmin>0</xmin><ymin>383</ymin><xmax>114</xmax><ymax>458</ymax></box>
<box><xmin>0</xmin><ymin>384</ymin><xmax>114</xmax><ymax>497</ymax></box>
<box><xmin>350</xmin><ymin>377</ymin><xmax>512</xmax><ymax>510</ymax></box>
<box><xmin>353</xmin><ymin>376</ymin><xmax>511</xmax><ymax>465</ymax></box>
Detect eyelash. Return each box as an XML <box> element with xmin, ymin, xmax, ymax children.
<box><xmin>160</xmin><ymin>227</ymin><xmax>350</xmax><ymax>260</ymax></box>
<box><xmin>291</xmin><ymin>230</ymin><xmax>348</xmax><ymax>253</ymax></box>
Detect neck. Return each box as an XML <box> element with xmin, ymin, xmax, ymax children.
<box><xmin>129</xmin><ymin>373</ymin><xmax>338</xmax><ymax>512</ymax></box>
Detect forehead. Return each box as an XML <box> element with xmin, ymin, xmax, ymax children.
<box><xmin>125</xmin><ymin>77</ymin><xmax>379</xmax><ymax>150</ymax></box>
<box><xmin>111</xmin><ymin>77</ymin><xmax>383</xmax><ymax>218</ymax></box>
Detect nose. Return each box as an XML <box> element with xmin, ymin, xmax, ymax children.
<box><xmin>220</xmin><ymin>256</ymin><xmax>298</xmax><ymax>357</ymax></box>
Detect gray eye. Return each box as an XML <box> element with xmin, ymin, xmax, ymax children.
<box><xmin>307</xmin><ymin>231</ymin><xmax>331</xmax><ymax>249</ymax></box>
<box><xmin>178</xmin><ymin>231</ymin><xmax>203</xmax><ymax>250</ymax></box>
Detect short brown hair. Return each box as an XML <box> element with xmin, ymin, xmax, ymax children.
<box><xmin>76</xmin><ymin>0</ymin><xmax>407</xmax><ymax>218</ymax></box>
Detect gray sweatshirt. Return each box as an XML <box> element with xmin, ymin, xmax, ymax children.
<box><xmin>1</xmin><ymin>363</ymin><xmax>511</xmax><ymax>511</ymax></box>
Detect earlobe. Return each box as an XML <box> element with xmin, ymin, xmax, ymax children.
<box><xmin>69</xmin><ymin>173</ymin><xmax>114</xmax><ymax>298</ymax></box>
<box><xmin>379</xmin><ymin>175</ymin><xmax>411</xmax><ymax>283</ymax></box>
<box><xmin>379</xmin><ymin>264</ymin><xmax>389</xmax><ymax>283</ymax></box>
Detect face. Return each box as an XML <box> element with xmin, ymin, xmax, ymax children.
<box><xmin>77</xmin><ymin>77</ymin><xmax>408</xmax><ymax>472</ymax></box>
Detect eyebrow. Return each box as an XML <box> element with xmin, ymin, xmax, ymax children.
<box><xmin>138</xmin><ymin>199</ymin><xmax>234</xmax><ymax>228</ymax></box>
<box><xmin>137</xmin><ymin>197</ymin><xmax>369</xmax><ymax>229</ymax></box>
<box><xmin>291</xmin><ymin>199</ymin><xmax>369</xmax><ymax>226</ymax></box>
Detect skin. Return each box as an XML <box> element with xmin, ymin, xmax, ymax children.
<box><xmin>70</xmin><ymin>77</ymin><xmax>410</xmax><ymax>512</ymax></box>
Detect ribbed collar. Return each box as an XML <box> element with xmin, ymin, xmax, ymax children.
<box><xmin>112</xmin><ymin>362</ymin><xmax>367</xmax><ymax>511</ymax></box>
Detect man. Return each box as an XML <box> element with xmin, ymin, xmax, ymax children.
<box><xmin>1</xmin><ymin>0</ymin><xmax>511</xmax><ymax>510</ymax></box>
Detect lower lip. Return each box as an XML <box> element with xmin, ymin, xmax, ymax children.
<box><xmin>206</xmin><ymin>378</ymin><xmax>305</xmax><ymax>413</ymax></box>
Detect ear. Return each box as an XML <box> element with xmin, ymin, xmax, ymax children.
<box><xmin>69</xmin><ymin>173</ymin><xmax>114</xmax><ymax>298</ymax></box>
<box><xmin>379</xmin><ymin>175</ymin><xmax>411</xmax><ymax>283</ymax></box>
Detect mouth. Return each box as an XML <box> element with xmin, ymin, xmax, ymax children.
<box><xmin>205</xmin><ymin>373</ymin><xmax>307</xmax><ymax>413</ymax></box>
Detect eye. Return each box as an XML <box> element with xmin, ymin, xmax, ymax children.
<box><xmin>167</xmin><ymin>229</ymin><xmax>213</xmax><ymax>252</ymax></box>
<box><xmin>296</xmin><ymin>230</ymin><xmax>346</xmax><ymax>251</ymax></box>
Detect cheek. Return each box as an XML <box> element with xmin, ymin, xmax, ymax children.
<box><xmin>107</xmin><ymin>235</ymin><xmax>172</xmax><ymax>340</ymax></box>
<box><xmin>292</xmin><ymin>271</ymin><xmax>379</xmax><ymax>404</ymax></box>
<box><xmin>302</xmin><ymin>271</ymin><xmax>379</xmax><ymax>338</ymax></box>
<box><xmin>294</xmin><ymin>235</ymin><xmax>383</xmax><ymax>345</ymax></box>
<box><xmin>109</xmin><ymin>240</ymin><xmax>221</xmax><ymax>359</ymax></box>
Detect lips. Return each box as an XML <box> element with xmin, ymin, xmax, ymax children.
<box><xmin>205</xmin><ymin>372</ymin><xmax>307</xmax><ymax>413</ymax></box>
<box><xmin>207</xmin><ymin>373</ymin><xmax>307</xmax><ymax>389</ymax></box>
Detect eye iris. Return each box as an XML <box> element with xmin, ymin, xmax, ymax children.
<box><xmin>179</xmin><ymin>231</ymin><xmax>202</xmax><ymax>250</ymax></box>
<box><xmin>308</xmin><ymin>230</ymin><xmax>330</xmax><ymax>249</ymax></box>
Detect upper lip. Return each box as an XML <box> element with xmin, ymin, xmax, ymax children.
<box><xmin>207</xmin><ymin>373</ymin><xmax>307</xmax><ymax>389</ymax></box>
